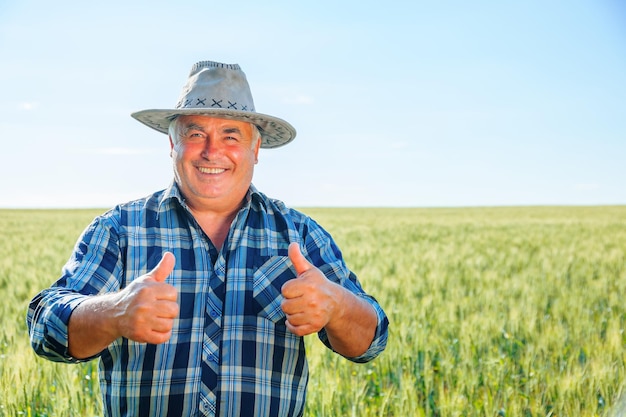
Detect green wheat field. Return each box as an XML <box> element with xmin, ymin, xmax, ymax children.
<box><xmin>1</xmin><ymin>206</ymin><xmax>626</xmax><ymax>416</ymax></box>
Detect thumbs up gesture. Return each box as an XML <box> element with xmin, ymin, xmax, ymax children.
<box><xmin>281</xmin><ymin>243</ymin><xmax>345</xmax><ymax>336</ymax></box>
<box><xmin>115</xmin><ymin>252</ymin><xmax>180</xmax><ymax>344</ymax></box>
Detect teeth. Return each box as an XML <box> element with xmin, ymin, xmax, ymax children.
<box><xmin>198</xmin><ymin>167</ymin><xmax>225</xmax><ymax>174</ymax></box>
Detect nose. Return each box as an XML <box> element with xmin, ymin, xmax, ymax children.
<box><xmin>201</xmin><ymin>137</ymin><xmax>223</xmax><ymax>159</ymax></box>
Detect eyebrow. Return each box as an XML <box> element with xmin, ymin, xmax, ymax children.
<box><xmin>181</xmin><ymin>123</ymin><xmax>205</xmax><ymax>135</ymax></box>
<box><xmin>181</xmin><ymin>124</ymin><xmax>243</xmax><ymax>136</ymax></box>
<box><xmin>222</xmin><ymin>127</ymin><xmax>244</xmax><ymax>135</ymax></box>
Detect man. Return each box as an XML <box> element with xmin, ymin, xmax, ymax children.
<box><xmin>27</xmin><ymin>60</ymin><xmax>389</xmax><ymax>417</ymax></box>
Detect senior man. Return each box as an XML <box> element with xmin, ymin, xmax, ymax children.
<box><xmin>27</xmin><ymin>60</ymin><xmax>389</xmax><ymax>417</ymax></box>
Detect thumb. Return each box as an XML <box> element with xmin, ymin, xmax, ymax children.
<box><xmin>288</xmin><ymin>242</ymin><xmax>313</xmax><ymax>276</ymax></box>
<box><xmin>148</xmin><ymin>252</ymin><xmax>176</xmax><ymax>283</ymax></box>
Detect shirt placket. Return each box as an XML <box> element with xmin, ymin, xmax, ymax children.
<box><xmin>198</xmin><ymin>240</ymin><xmax>225</xmax><ymax>416</ymax></box>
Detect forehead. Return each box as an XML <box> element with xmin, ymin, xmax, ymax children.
<box><xmin>177</xmin><ymin>115</ymin><xmax>254</xmax><ymax>132</ymax></box>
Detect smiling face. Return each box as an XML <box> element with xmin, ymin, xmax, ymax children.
<box><xmin>169</xmin><ymin>115</ymin><xmax>261</xmax><ymax>214</ymax></box>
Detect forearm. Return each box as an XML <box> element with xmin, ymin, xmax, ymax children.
<box><xmin>69</xmin><ymin>258</ymin><xmax>178</xmax><ymax>359</ymax></box>
<box><xmin>324</xmin><ymin>288</ymin><xmax>378</xmax><ymax>358</ymax></box>
<box><xmin>68</xmin><ymin>293</ymin><xmax>121</xmax><ymax>359</ymax></box>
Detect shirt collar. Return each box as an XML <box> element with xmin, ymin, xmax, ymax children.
<box><xmin>158</xmin><ymin>180</ymin><xmax>184</xmax><ymax>210</ymax></box>
<box><xmin>157</xmin><ymin>180</ymin><xmax>263</xmax><ymax>213</ymax></box>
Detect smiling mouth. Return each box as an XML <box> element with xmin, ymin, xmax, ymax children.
<box><xmin>198</xmin><ymin>167</ymin><xmax>226</xmax><ymax>174</ymax></box>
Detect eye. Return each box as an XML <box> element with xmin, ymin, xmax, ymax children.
<box><xmin>183</xmin><ymin>132</ymin><xmax>205</xmax><ymax>142</ymax></box>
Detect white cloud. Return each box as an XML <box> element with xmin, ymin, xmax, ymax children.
<box><xmin>74</xmin><ymin>147</ymin><xmax>159</xmax><ymax>156</ymax></box>
<box><xmin>18</xmin><ymin>102</ymin><xmax>39</xmax><ymax>111</ymax></box>
<box><xmin>390</xmin><ymin>141</ymin><xmax>410</xmax><ymax>150</ymax></box>
<box><xmin>574</xmin><ymin>183</ymin><xmax>601</xmax><ymax>191</ymax></box>
<box><xmin>282</xmin><ymin>95</ymin><xmax>314</xmax><ymax>105</ymax></box>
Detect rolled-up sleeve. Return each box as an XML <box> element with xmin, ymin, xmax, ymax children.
<box><xmin>27</xmin><ymin>290</ymin><xmax>92</xmax><ymax>363</ymax></box>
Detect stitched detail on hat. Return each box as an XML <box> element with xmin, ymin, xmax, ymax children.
<box><xmin>190</xmin><ymin>61</ymin><xmax>240</xmax><ymax>75</ymax></box>
<box><xmin>173</xmin><ymin>98</ymin><xmax>256</xmax><ymax>112</ymax></box>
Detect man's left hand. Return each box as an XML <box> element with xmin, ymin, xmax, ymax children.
<box><xmin>281</xmin><ymin>243</ymin><xmax>345</xmax><ymax>336</ymax></box>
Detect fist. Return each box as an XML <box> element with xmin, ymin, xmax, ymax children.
<box><xmin>281</xmin><ymin>243</ymin><xmax>344</xmax><ymax>336</ymax></box>
<box><xmin>115</xmin><ymin>252</ymin><xmax>179</xmax><ymax>344</ymax></box>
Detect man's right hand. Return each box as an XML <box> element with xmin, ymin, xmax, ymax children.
<box><xmin>114</xmin><ymin>252</ymin><xmax>179</xmax><ymax>344</ymax></box>
<box><xmin>68</xmin><ymin>252</ymin><xmax>179</xmax><ymax>359</ymax></box>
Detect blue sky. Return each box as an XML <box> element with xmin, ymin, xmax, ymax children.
<box><xmin>1</xmin><ymin>0</ymin><xmax>624</xmax><ymax>208</ymax></box>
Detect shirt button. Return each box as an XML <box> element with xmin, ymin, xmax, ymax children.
<box><xmin>210</xmin><ymin>310</ymin><xmax>219</xmax><ymax>318</ymax></box>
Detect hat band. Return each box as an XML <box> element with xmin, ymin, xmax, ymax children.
<box><xmin>176</xmin><ymin>96</ymin><xmax>255</xmax><ymax>112</ymax></box>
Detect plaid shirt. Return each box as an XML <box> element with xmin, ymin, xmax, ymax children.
<box><xmin>27</xmin><ymin>182</ymin><xmax>389</xmax><ymax>417</ymax></box>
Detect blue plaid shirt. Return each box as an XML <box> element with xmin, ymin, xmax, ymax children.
<box><xmin>27</xmin><ymin>182</ymin><xmax>389</xmax><ymax>417</ymax></box>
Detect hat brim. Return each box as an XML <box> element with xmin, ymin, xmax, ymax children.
<box><xmin>131</xmin><ymin>109</ymin><xmax>296</xmax><ymax>149</ymax></box>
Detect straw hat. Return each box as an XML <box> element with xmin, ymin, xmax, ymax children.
<box><xmin>131</xmin><ymin>60</ymin><xmax>296</xmax><ymax>148</ymax></box>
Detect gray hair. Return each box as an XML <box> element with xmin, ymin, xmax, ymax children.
<box><xmin>168</xmin><ymin>117</ymin><xmax>261</xmax><ymax>148</ymax></box>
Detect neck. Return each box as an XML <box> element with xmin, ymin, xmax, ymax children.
<box><xmin>176</xmin><ymin>183</ymin><xmax>250</xmax><ymax>249</ymax></box>
<box><xmin>188</xmin><ymin>204</ymin><xmax>240</xmax><ymax>250</ymax></box>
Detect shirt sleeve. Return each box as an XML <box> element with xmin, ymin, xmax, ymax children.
<box><xmin>297</xmin><ymin>215</ymin><xmax>389</xmax><ymax>363</ymax></box>
<box><xmin>26</xmin><ymin>213</ymin><xmax>123</xmax><ymax>363</ymax></box>
<box><xmin>26</xmin><ymin>289</ymin><xmax>93</xmax><ymax>363</ymax></box>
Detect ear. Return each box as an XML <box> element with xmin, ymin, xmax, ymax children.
<box><xmin>253</xmin><ymin>135</ymin><xmax>261</xmax><ymax>164</ymax></box>
<box><xmin>169</xmin><ymin>135</ymin><xmax>175</xmax><ymax>157</ymax></box>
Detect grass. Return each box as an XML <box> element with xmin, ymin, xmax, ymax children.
<box><xmin>1</xmin><ymin>206</ymin><xmax>625</xmax><ymax>416</ymax></box>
